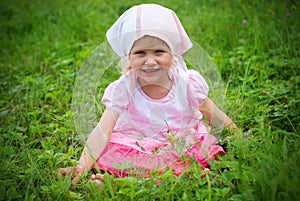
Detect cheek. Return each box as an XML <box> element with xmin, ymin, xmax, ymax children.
<box><xmin>129</xmin><ymin>57</ymin><xmax>142</xmax><ymax>68</ymax></box>
<box><xmin>160</xmin><ymin>55</ymin><xmax>172</xmax><ymax>66</ymax></box>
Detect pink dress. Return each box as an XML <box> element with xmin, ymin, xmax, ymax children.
<box><xmin>97</xmin><ymin>67</ymin><xmax>225</xmax><ymax>177</ymax></box>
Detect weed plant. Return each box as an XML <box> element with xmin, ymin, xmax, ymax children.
<box><xmin>0</xmin><ymin>0</ymin><xmax>299</xmax><ymax>200</ymax></box>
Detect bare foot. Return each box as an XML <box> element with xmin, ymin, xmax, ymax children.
<box><xmin>201</xmin><ymin>168</ymin><xmax>211</xmax><ymax>178</ymax></box>
<box><xmin>90</xmin><ymin>173</ymin><xmax>105</xmax><ymax>190</ymax></box>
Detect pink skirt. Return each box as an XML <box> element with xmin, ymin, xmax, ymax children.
<box><xmin>97</xmin><ymin>123</ymin><xmax>225</xmax><ymax>177</ymax></box>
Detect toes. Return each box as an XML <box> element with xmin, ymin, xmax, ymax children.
<box><xmin>91</xmin><ymin>173</ymin><xmax>104</xmax><ymax>181</ymax></box>
<box><xmin>203</xmin><ymin>168</ymin><xmax>211</xmax><ymax>173</ymax></box>
<box><xmin>90</xmin><ymin>179</ymin><xmax>104</xmax><ymax>190</ymax></box>
<box><xmin>95</xmin><ymin>173</ymin><xmax>104</xmax><ymax>181</ymax></box>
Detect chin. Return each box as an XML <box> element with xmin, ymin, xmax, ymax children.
<box><xmin>139</xmin><ymin>77</ymin><xmax>160</xmax><ymax>85</ymax></box>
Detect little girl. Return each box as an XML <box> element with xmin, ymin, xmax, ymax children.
<box><xmin>58</xmin><ymin>4</ymin><xmax>238</xmax><ymax>186</ymax></box>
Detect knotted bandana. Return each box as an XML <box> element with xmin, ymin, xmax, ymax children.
<box><xmin>106</xmin><ymin>4</ymin><xmax>193</xmax><ymax>58</ymax></box>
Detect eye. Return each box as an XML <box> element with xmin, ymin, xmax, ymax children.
<box><xmin>133</xmin><ymin>50</ymin><xmax>145</xmax><ymax>55</ymax></box>
<box><xmin>155</xmin><ymin>49</ymin><xmax>167</xmax><ymax>56</ymax></box>
<box><xmin>155</xmin><ymin>50</ymin><xmax>166</xmax><ymax>54</ymax></box>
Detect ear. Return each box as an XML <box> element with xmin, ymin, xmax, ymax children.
<box><xmin>119</xmin><ymin>57</ymin><xmax>131</xmax><ymax>74</ymax></box>
<box><xmin>123</xmin><ymin>66</ymin><xmax>132</xmax><ymax>74</ymax></box>
<box><xmin>171</xmin><ymin>55</ymin><xmax>178</xmax><ymax>67</ymax></box>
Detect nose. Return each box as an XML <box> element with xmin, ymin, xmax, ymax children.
<box><xmin>144</xmin><ymin>55</ymin><xmax>157</xmax><ymax>66</ymax></box>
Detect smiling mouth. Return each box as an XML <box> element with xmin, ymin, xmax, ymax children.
<box><xmin>141</xmin><ymin>68</ymin><xmax>161</xmax><ymax>73</ymax></box>
<box><xmin>140</xmin><ymin>66</ymin><xmax>161</xmax><ymax>73</ymax></box>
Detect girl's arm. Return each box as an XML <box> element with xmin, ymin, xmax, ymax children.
<box><xmin>77</xmin><ymin>108</ymin><xmax>118</xmax><ymax>172</ymax></box>
<box><xmin>63</xmin><ymin>108</ymin><xmax>118</xmax><ymax>185</ymax></box>
<box><xmin>200</xmin><ymin>98</ymin><xmax>240</xmax><ymax>136</ymax></box>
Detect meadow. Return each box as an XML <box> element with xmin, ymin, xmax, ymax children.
<box><xmin>0</xmin><ymin>0</ymin><xmax>299</xmax><ymax>200</ymax></box>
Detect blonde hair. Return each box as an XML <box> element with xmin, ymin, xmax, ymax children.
<box><xmin>120</xmin><ymin>35</ymin><xmax>175</xmax><ymax>74</ymax></box>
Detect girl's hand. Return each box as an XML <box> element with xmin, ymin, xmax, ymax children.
<box><xmin>56</xmin><ymin>164</ymin><xmax>85</xmax><ymax>186</ymax></box>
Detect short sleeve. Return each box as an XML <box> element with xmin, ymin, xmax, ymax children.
<box><xmin>101</xmin><ymin>76</ymin><xmax>129</xmax><ymax>115</ymax></box>
<box><xmin>187</xmin><ymin>70</ymin><xmax>209</xmax><ymax>108</ymax></box>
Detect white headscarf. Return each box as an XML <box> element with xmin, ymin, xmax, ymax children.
<box><xmin>106</xmin><ymin>4</ymin><xmax>193</xmax><ymax>60</ymax></box>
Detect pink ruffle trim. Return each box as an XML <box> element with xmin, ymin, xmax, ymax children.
<box><xmin>97</xmin><ymin>133</ymin><xmax>225</xmax><ymax>177</ymax></box>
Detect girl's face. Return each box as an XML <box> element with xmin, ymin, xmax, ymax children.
<box><xmin>129</xmin><ymin>36</ymin><xmax>172</xmax><ymax>85</ymax></box>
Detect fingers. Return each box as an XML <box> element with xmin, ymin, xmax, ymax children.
<box><xmin>56</xmin><ymin>166</ymin><xmax>81</xmax><ymax>184</ymax></box>
<box><xmin>70</xmin><ymin>165</ymin><xmax>85</xmax><ymax>186</ymax></box>
<box><xmin>75</xmin><ymin>165</ymin><xmax>85</xmax><ymax>175</ymax></box>
<box><xmin>72</xmin><ymin>175</ymin><xmax>81</xmax><ymax>186</ymax></box>
<box><xmin>57</xmin><ymin>166</ymin><xmax>98</xmax><ymax>187</ymax></box>
<box><xmin>65</xmin><ymin>167</ymin><xmax>75</xmax><ymax>178</ymax></box>
<box><xmin>56</xmin><ymin>168</ymin><xmax>67</xmax><ymax>180</ymax></box>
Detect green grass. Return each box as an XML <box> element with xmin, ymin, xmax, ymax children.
<box><xmin>1</xmin><ymin>0</ymin><xmax>299</xmax><ymax>200</ymax></box>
